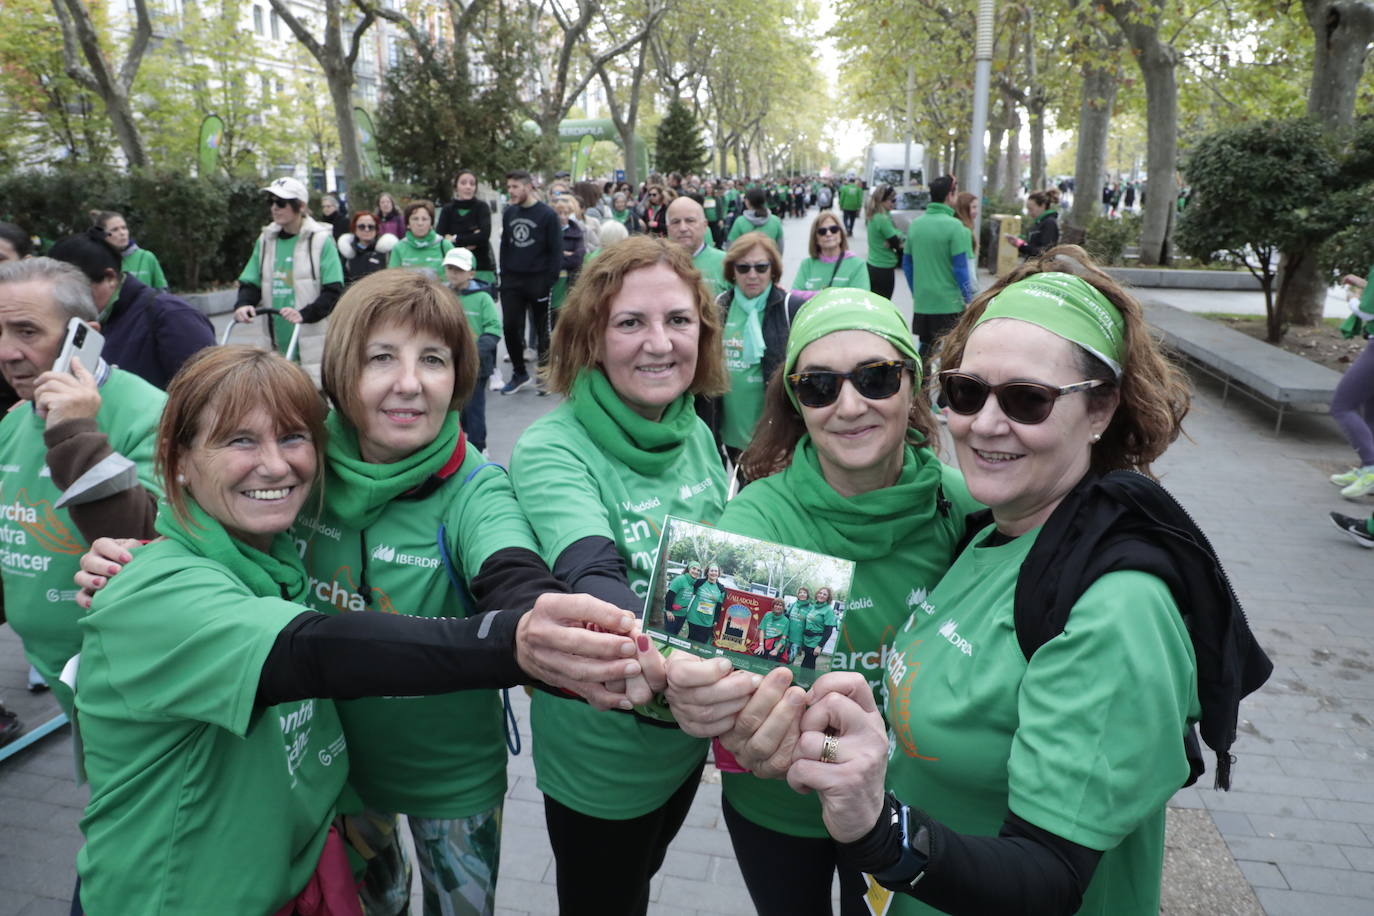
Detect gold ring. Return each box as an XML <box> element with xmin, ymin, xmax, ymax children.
<box><xmin>820</xmin><ymin>734</ymin><xmax>840</xmax><ymax>764</ymax></box>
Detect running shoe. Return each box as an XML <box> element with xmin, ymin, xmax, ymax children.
<box><xmin>1331</xmin><ymin>467</ymin><xmax>1362</xmax><ymax>487</ymax></box>
<box><xmin>1330</xmin><ymin>512</ymin><xmax>1374</xmax><ymax>548</ymax></box>
<box><xmin>500</xmin><ymin>373</ymin><xmax>531</xmax><ymax>395</ymax></box>
<box><xmin>1340</xmin><ymin>471</ymin><xmax>1374</xmax><ymax>500</ymax></box>
<box><xmin>0</xmin><ymin>704</ymin><xmax>21</xmax><ymax>748</ymax></box>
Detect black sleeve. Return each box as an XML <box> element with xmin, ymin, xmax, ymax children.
<box><xmin>256</xmin><ymin>607</ymin><xmax>528</xmax><ymax>706</ymax></box>
<box><xmin>840</xmin><ymin>803</ymin><xmax>1101</xmax><ymax>916</ymax></box>
<box><xmin>298</xmin><ymin>281</ymin><xmax>344</xmax><ymax>323</ymax></box>
<box><xmin>551</xmin><ymin>535</ymin><xmax>639</xmax><ymax>613</ymax></box>
<box><xmin>235</xmin><ymin>282</ymin><xmax>262</xmax><ymax>308</ymax></box>
<box><xmin>886</xmin><ymin>235</ymin><xmax>904</xmax><ymax>253</ymax></box>
<box><xmin>543</xmin><ymin>209</ymin><xmax>564</xmax><ymax>292</ymax></box>
<box><xmin>468</xmin><ymin>545</ymin><xmax>567</xmax><ymax>615</ymax></box>
<box><xmin>472</xmin><ymin>201</ymin><xmax>492</xmax><ymax>246</ymax></box>
<box><xmin>436</xmin><ymin>203</ymin><xmax>458</xmax><ymax>238</ymax></box>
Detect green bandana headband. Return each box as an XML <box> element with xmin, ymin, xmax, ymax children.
<box><xmin>975</xmin><ymin>272</ymin><xmax>1125</xmax><ymax>376</ymax></box>
<box><xmin>783</xmin><ymin>288</ymin><xmax>922</xmax><ymax>412</ymax></box>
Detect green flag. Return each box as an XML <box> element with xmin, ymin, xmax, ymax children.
<box><xmin>197</xmin><ymin>115</ymin><xmax>224</xmax><ymax>177</ymax></box>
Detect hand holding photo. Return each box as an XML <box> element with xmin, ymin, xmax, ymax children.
<box><xmin>644</xmin><ymin>517</ymin><xmax>856</xmax><ymax>687</ymax></box>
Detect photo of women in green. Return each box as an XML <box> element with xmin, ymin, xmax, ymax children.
<box><xmin>757</xmin><ymin>598</ymin><xmax>790</xmax><ymax>661</ymax></box>
<box><xmin>664</xmin><ymin>562</ymin><xmax>702</xmax><ymax>637</ymax></box>
<box><xmin>685</xmin><ymin>564</ymin><xmax>726</xmax><ymax>643</ymax></box>
<box><xmin>799</xmin><ymin>585</ymin><xmax>838</xmax><ymax>668</ymax></box>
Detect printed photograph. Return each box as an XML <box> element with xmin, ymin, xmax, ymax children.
<box><xmin>644</xmin><ymin>517</ymin><xmax>856</xmax><ymax>687</ymax></box>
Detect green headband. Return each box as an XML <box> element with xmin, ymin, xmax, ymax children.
<box><xmin>975</xmin><ymin>272</ymin><xmax>1125</xmax><ymax>376</ymax></box>
<box><xmin>784</xmin><ymin>288</ymin><xmax>922</xmax><ymax>412</ymax></box>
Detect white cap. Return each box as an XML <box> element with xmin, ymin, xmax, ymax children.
<box><xmin>262</xmin><ymin>176</ymin><xmax>308</xmax><ymax>201</ymax></box>
<box><xmin>443</xmin><ymin>247</ymin><xmax>475</xmax><ymax>271</ymax></box>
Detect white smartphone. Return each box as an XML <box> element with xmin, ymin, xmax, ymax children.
<box><xmin>52</xmin><ymin>318</ymin><xmax>105</xmax><ymax>376</ymax></box>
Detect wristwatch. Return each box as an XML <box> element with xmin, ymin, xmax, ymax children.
<box><xmin>871</xmin><ymin>792</ymin><xmax>931</xmax><ymax>893</ymax></box>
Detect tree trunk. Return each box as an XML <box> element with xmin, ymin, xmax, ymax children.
<box><xmin>985</xmin><ymin>121</ymin><xmax>1005</xmax><ymax>200</ymax></box>
<box><xmin>1002</xmin><ymin>109</ymin><xmax>1021</xmax><ymax>200</ymax></box>
<box><xmin>1107</xmin><ymin>3</ymin><xmax>1178</xmax><ymax>266</ymax></box>
<box><xmin>52</xmin><ymin>0</ymin><xmax>152</xmax><ymax>169</ymax></box>
<box><xmin>326</xmin><ymin>66</ymin><xmax>363</xmax><ymax>188</ymax></box>
<box><xmin>1279</xmin><ymin>0</ymin><xmax>1374</xmax><ymax>325</ymax></box>
<box><xmin>1027</xmin><ymin>98</ymin><xmax>1046</xmax><ymax>192</ymax></box>
<box><xmin>1066</xmin><ymin>59</ymin><xmax>1118</xmax><ymax>243</ymax></box>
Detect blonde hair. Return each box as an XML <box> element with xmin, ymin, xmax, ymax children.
<box><xmin>724</xmin><ymin>232</ymin><xmax>783</xmax><ymax>286</ymax></box>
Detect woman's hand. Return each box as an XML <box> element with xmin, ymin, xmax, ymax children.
<box><xmin>665</xmin><ymin>653</ymin><xmax>758</xmax><ymax>738</ymax></box>
<box><xmin>719</xmin><ymin>666</ymin><xmax>806</xmax><ymax>779</ymax></box>
<box><xmin>514</xmin><ymin>593</ymin><xmax>644</xmax><ymax>711</ymax></box>
<box><xmin>74</xmin><ymin>537</ymin><xmax>141</xmax><ymax>609</ymax></box>
<box><xmin>621</xmin><ymin>631</ymin><xmax>668</xmax><ymax>706</ymax></box>
<box><xmin>279</xmin><ymin>307</ymin><xmax>303</xmax><ymax>324</ymax></box>
<box><xmin>787</xmin><ymin>672</ymin><xmax>889</xmax><ymax>843</ymax></box>
<box><xmin>233</xmin><ymin>305</ymin><xmax>257</xmax><ymax>322</ymax></box>
<box><xmin>1343</xmin><ymin>274</ymin><xmax>1368</xmax><ymax>289</ymax></box>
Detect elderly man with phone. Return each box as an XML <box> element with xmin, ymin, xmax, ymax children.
<box><xmin>0</xmin><ymin>257</ymin><xmax>164</xmax><ymax>717</ymax></box>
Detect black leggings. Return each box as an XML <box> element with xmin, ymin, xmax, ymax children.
<box><xmin>867</xmin><ymin>263</ymin><xmax>896</xmax><ymax>300</ymax></box>
<box><xmin>687</xmin><ymin>622</ymin><xmax>714</xmax><ymax>643</ymax></box>
<box><xmin>722</xmin><ymin>795</ymin><xmax>868</xmax><ymax>916</ymax></box>
<box><xmin>544</xmin><ymin>758</ymin><xmax>706</xmax><ymax>916</ymax></box>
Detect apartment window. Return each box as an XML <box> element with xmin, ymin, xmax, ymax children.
<box><xmin>270</xmin><ymin>9</ymin><xmax>280</xmax><ymax>39</ymax></box>
<box><xmin>253</xmin><ymin>4</ymin><xmax>264</xmax><ymax>33</ymax></box>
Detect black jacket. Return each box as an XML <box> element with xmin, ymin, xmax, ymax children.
<box><xmin>1021</xmin><ymin>211</ymin><xmax>1060</xmax><ymax>259</ymax></box>
<box><xmin>100</xmin><ymin>276</ymin><xmax>215</xmax><ymax>390</ymax></box>
<box><xmin>437</xmin><ymin>199</ymin><xmax>495</xmax><ymax>272</ymax></box>
<box><xmin>500</xmin><ymin>200</ymin><xmax>563</xmax><ymax>291</ymax></box>
<box><xmin>698</xmin><ymin>284</ymin><xmax>798</xmax><ymax>456</ymax></box>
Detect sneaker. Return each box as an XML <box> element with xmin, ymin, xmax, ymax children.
<box><xmin>1339</xmin><ymin>470</ymin><xmax>1374</xmax><ymax>500</ymax></box>
<box><xmin>1331</xmin><ymin>467</ymin><xmax>1361</xmax><ymax>487</ymax></box>
<box><xmin>27</xmin><ymin>665</ymin><xmax>48</xmax><ymax>694</ymax></box>
<box><xmin>1330</xmin><ymin>512</ymin><xmax>1374</xmax><ymax>548</ymax></box>
<box><xmin>0</xmin><ymin>705</ymin><xmax>21</xmax><ymax>748</ymax></box>
<box><xmin>500</xmin><ymin>373</ymin><xmax>531</xmax><ymax>395</ymax></box>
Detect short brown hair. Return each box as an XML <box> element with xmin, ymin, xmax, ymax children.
<box><xmin>543</xmin><ymin>235</ymin><xmax>727</xmax><ymax>397</ymax></box>
<box><xmin>157</xmin><ymin>346</ymin><xmax>328</xmax><ymax>526</ymax></box>
<box><xmin>935</xmin><ymin>244</ymin><xmax>1189</xmax><ymax>478</ymax></box>
<box><xmin>321</xmin><ymin>270</ymin><xmax>478</xmax><ymax>426</ymax></box>
<box><xmin>402</xmin><ymin>199</ymin><xmax>435</xmax><ymax>225</ymax></box>
<box><xmin>724</xmin><ymin>232</ymin><xmax>783</xmax><ymax>286</ymax></box>
<box><xmin>807</xmin><ymin>212</ymin><xmax>847</xmax><ymax>260</ymax></box>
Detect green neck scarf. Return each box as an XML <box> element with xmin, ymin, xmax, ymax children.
<box><xmin>156</xmin><ymin>498</ymin><xmax>308</xmax><ymax>601</ymax></box>
<box><xmin>406</xmin><ymin>230</ymin><xmax>440</xmax><ymax>248</ymax></box>
<box><xmin>569</xmin><ymin>368</ymin><xmax>698</xmax><ymax>476</ymax></box>
<box><xmin>323</xmin><ymin>410</ymin><xmax>462</xmax><ymax>529</ymax></box>
<box><xmin>1034</xmin><ymin>208</ymin><xmax>1059</xmax><ymax>225</ymax></box>
<box><xmin>731</xmin><ymin>284</ymin><xmax>771</xmax><ymax>366</ymax></box>
<box><xmin>775</xmin><ymin>435</ymin><xmax>948</xmax><ymax>558</ymax></box>
<box><xmin>612</xmin><ymin>209</ymin><xmax>630</xmax><ymax>224</ymax></box>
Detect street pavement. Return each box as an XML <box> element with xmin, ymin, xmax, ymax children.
<box><xmin>1</xmin><ymin>208</ymin><xmax>1370</xmax><ymax>915</ymax></box>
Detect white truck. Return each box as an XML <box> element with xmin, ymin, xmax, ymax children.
<box><xmin>864</xmin><ymin>142</ymin><xmax>925</xmax><ymax>189</ymax></box>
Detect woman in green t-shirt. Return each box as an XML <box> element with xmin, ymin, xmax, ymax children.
<box><xmin>664</xmin><ymin>563</ymin><xmax>703</xmax><ymax>636</ymax></box>
<box><xmin>685</xmin><ymin>564</ymin><xmax>726</xmax><ymax>643</ymax></box>
<box><xmin>784</xmin><ymin>254</ymin><xmax>1267</xmax><ymax>916</ymax></box>
<box><xmin>726</xmin><ymin>187</ymin><xmax>785</xmax><ymax>252</ymax></box>
<box><xmin>92</xmin><ymin>209</ymin><xmax>167</xmax><ymax>290</ymax></box>
<box><xmin>790</xmin><ymin>211</ymin><xmax>869</xmax><ymax>305</ymax></box>
<box><xmin>664</xmin><ymin>287</ymin><xmax>973</xmax><ymax>916</ymax></box>
<box><xmin>509</xmin><ymin>235</ymin><xmax>730</xmax><ymax>916</ymax></box>
<box><xmin>73</xmin><ymin>346</ymin><xmax>650</xmax><ymax>915</ymax></box>
<box><xmin>757</xmin><ymin>597</ymin><xmax>790</xmax><ymax>660</ymax></box>
<box><xmin>864</xmin><ymin>183</ymin><xmax>903</xmax><ymax>301</ymax></box>
<box><xmin>387</xmin><ymin>199</ymin><xmax>454</xmax><ymax>279</ymax></box>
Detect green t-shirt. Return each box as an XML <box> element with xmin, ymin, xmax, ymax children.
<box><xmin>666</xmin><ymin>572</ymin><xmax>697</xmax><ymax>611</ymax></box>
<box><xmin>237</xmin><ymin>229</ymin><xmax>345</xmax><ymax>356</ymax></box>
<box><xmin>758</xmin><ymin>610</ymin><xmax>789</xmax><ymax>639</ymax></box>
<box><xmin>720</xmin><ymin>292</ymin><xmax>769</xmax><ymax>450</ymax></box>
<box><xmin>866</xmin><ymin>211</ymin><xmax>901</xmax><ymax>269</ymax></box>
<box><xmin>459</xmin><ymin>289</ymin><xmax>503</xmax><ymax>338</ymax></box>
<box><xmin>838</xmin><ymin>183</ymin><xmax>864</xmax><ymax>211</ymax></box>
<box><xmin>122</xmin><ymin>247</ymin><xmax>167</xmax><ymax>290</ymax></box>
<box><xmin>883</xmin><ymin>526</ymin><xmax>1199</xmax><ymax>915</ymax></box>
<box><xmin>723</xmin><ymin>189</ymin><xmax>740</xmax><ymax>214</ymax></box>
<box><xmin>791</xmin><ymin>254</ymin><xmax>870</xmax><ymax>293</ymax></box>
<box><xmin>510</xmin><ymin>401</ymin><xmax>725</xmax><ymax>819</ymax></box>
<box><xmin>907</xmin><ymin>202</ymin><xmax>975</xmax><ymax>315</ymax></box>
<box><xmin>726</xmin><ymin>213</ymin><xmax>784</xmax><ymax>250</ymax></box>
<box><xmin>296</xmin><ymin>445</ymin><xmax>538</xmax><ymax>818</ymax></box>
<box><xmin>703</xmin><ymin>197</ymin><xmax>720</xmax><ymax>221</ymax></box>
<box><xmin>800</xmin><ymin>600</ymin><xmax>837</xmax><ymax>648</ymax></box>
<box><xmin>715</xmin><ymin>442</ymin><xmax>976</xmax><ymax>836</ymax></box>
<box><xmin>0</xmin><ymin>368</ymin><xmax>163</xmax><ymax>715</ymax></box>
<box><xmin>388</xmin><ymin>231</ymin><xmax>453</xmax><ymax>279</ymax></box>
<box><xmin>686</xmin><ymin>579</ymin><xmax>726</xmax><ymax>628</ymax></box>
<box><xmin>76</xmin><ymin>538</ymin><xmax>348</xmax><ymax>913</ymax></box>
<box><xmin>693</xmin><ymin>244</ymin><xmax>730</xmax><ymax>300</ymax></box>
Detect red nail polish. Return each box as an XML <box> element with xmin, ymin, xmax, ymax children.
<box><xmin>636</xmin><ymin>635</ymin><xmax>650</xmax><ymax>652</ymax></box>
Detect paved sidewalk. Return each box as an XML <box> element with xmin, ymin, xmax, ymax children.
<box><xmin>2</xmin><ymin>211</ymin><xmax>1370</xmax><ymax>914</ymax></box>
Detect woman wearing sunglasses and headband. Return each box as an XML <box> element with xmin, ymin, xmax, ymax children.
<box><xmin>790</xmin><ymin>212</ymin><xmax>869</xmax><ymax>305</ymax></box>
<box><xmin>666</xmin><ymin>287</ymin><xmax>977</xmax><ymax>916</ymax></box>
<box><xmin>783</xmin><ymin>248</ymin><xmax>1269</xmax><ymax>916</ymax></box>
<box><xmin>707</xmin><ymin>232</ymin><xmax>797</xmax><ymax>462</ymax></box>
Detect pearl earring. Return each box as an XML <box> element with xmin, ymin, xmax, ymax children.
<box><xmin>1090</xmin><ymin>433</ymin><xmax>1102</xmax><ymax>444</ymax></box>
<box><xmin>176</xmin><ymin>473</ymin><xmax>187</xmax><ymax>484</ymax></box>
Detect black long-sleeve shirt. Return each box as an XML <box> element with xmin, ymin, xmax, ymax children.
<box><xmin>500</xmin><ymin>200</ymin><xmax>563</xmax><ymax>292</ymax></box>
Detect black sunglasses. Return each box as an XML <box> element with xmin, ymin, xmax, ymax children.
<box><xmin>939</xmin><ymin>371</ymin><xmax>1105</xmax><ymax>424</ymax></box>
<box><xmin>734</xmin><ymin>261</ymin><xmax>772</xmax><ymax>275</ymax></box>
<box><xmin>355</xmin><ymin>222</ymin><xmax>377</xmax><ymax>230</ymax></box>
<box><xmin>268</xmin><ymin>196</ymin><xmax>294</xmax><ymax>208</ymax></box>
<box><xmin>788</xmin><ymin>359</ymin><xmax>916</xmax><ymax>408</ymax></box>
<box><xmin>816</xmin><ymin>225</ymin><xmax>842</xmax><ymax>236</ymax></box>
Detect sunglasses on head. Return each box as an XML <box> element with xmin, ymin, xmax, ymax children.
<box><xmin>269</xmin><ymin>196</ymin><xmax>294</xmax><ymax>208</ymax></box>
<box><xmin>938</xmin><ymin>371</ymin><xmax>1106</xmax><ymax>424</ymax></box>
<box><xmin>816</xmin><ymin>225</ymin><xmax>842</xmax><ymax>236</ymax></box>
<box><xmin>734</xmin><ymin>261</ymin><xmax>772</xmax><ymax>275</ymax></box>
<box><xmin>788</xmin><ymin>359</ymin><xmax>916</xmax><ymax>408</ymax></box>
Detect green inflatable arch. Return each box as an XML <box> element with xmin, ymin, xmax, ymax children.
<box><xmin>559</xmin><ymin>118</ymin><xmax>650</xmax><ymax>181</ymax></box>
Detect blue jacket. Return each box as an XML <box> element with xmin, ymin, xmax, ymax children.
<box><xmin>102</xmin><ymin>276</ymin><xmax>215</xmax><ymax>390</ymax></box>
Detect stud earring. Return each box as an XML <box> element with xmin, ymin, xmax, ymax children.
<box><xmin>1090</xmin><ymin>433</ymin><xmax>1102</xmax><ymax>444</ymax></box>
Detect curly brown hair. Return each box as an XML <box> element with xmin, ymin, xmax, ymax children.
<box><xmin>934</xmin><ymin>244</ymin><xmax>1189</xmax><ymax>478</ymax></box>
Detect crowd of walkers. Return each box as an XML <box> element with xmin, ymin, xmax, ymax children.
<box><xmin>0</xmin><ymin>163</ymin><xmax>1288</xmax><ymax>916</ymax></box>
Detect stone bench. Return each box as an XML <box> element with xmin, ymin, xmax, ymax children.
<box><xmin>1142</xmin><ymin>302</ymin><xmax>1343</xmax><ymax>434</ymax></box>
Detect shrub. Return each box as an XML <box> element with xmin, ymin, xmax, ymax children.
<box><xmin>1085</xmin><ymin>213</ymin><xmax>1142</xmax><ymax>266</ymax></box>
